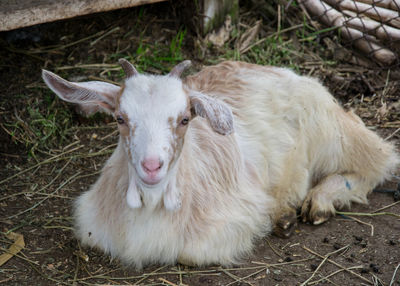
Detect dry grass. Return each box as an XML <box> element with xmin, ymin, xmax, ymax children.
<box><xmin>0</xmin><ymin>1</ymin><xmax>399</xmax><ymax>285</ymax></box>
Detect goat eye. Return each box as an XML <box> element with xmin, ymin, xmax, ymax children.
<box><xmin>116</xmin><ymin>116</ymin><xmax>125</xmax><ymax>124</ymax></box>
<box><xmin>180</xmin><ymin>117</ymin><xmax>189</xmax><ymax>126</ymax></box>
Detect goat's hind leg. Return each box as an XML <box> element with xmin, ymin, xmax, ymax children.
<box><xmin>301</xmin><ymin>173</ymin><xmax>373</xmax><ymax>225</ymax></box>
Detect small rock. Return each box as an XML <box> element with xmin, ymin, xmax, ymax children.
<box><xmin>284</xmin><ymin>257</ymin><xmax>293</xmax><ymax>262</ymax></box>
<box><xmin>394</xmin><ymin>190</ymin><xmax>400</xmax><ymax>201</ymax></box>
<box><xmin>370</xmin><ymin>263</ymin><xmax>380</xmax><ymax>273</ymax></box>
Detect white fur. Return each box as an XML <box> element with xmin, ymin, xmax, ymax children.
<box><xmin>42</xmin><ymin>61</ymin><xmax>399</xmax><ymax>268</ymax></box>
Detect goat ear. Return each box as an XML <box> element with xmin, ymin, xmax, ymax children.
<box><xmin>42</xmin><ymin>70</ymin><xmax>120</xmax><ymax>115</ymax></box>
<box><xmin>189</xmin><ymin>90</ymin><xmax>234</xmax><ymax>135</ymax></box>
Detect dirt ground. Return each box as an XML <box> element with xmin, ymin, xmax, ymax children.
<box><xmin>0</xmin><ymin>1</ymin><xmax>399</xmax><ymax>285</ymax></box>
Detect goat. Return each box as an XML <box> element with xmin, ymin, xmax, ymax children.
<box><xmin>42</xmin><ymin>60</ymin><xmax>399</xmax><ymax>268</ymax></box>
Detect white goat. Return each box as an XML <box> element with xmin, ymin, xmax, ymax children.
<box><xmin>42</xmin><ymin>60</ymin><xmax>399</xmax><ymax>268</ymax></box>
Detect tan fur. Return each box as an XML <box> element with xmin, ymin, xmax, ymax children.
<box><xmin>185</xmin><ymin>61</ymin><xmax>399</xmax><ymax>226</ymax></box>
<box><xmin>42</xmin><ymin>61</ymin><xmax>399</xmax><ymax>269</ymax></box>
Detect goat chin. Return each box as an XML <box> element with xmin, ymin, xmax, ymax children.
<box><xmin>42</xmin><ymin>60</ymin><xmax>398</xmax><ymax>269</ymax></box>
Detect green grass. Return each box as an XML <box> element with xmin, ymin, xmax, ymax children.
<box><xmin>207</xmin><ymin>30</ymin><xmax>301</xmax><ymax>71</ymax></box>
<box><xmin>239</xmin><ymin>37</ymin><xmax>298</xmax><ymax>68</ymax></box>
<box><xmin>2</xmin><ymin>0</ymin><xmax>340</xmax><ymax>158</ymax></box>
<box><xmin>119</xmin><ymin>28</ymin><xmax>187</xmax><ymax>75</ymax></box>
<box><xmin>204</xmin><ymin>9</ymin><xmax>339</xmax><ymax>72</ymax></box>
<box><xmin>3</xmin><ymin>91</ymin><xmax>73</xmax><ymax>158</ymax></box>
<box><xmin>3</xmin><ymin>27</ymin><xmax>188</xmax><ymax>157</ymax></box>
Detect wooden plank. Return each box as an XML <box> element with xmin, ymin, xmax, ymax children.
<box><xmin>0</xmin><ymin>0</ymin><xmax>166</xmax><ymax>32</ymax></box>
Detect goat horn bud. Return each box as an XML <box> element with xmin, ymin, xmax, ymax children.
<box><xmin>169</xmin><ymin>60</ymin><xmax>192</xmax><ymax>78</ymax></box>
<box><xmin>119</xmin><ymin>58</ymin><xmax>138</xmax><ymax>78</ymax></box>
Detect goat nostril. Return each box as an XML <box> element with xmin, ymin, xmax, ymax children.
<box><xmin>142</xmin><ymin>158</ymin><xmax>163</xmax><ymax>173</ymax></box>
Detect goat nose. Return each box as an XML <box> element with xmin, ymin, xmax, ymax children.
<box><xmin>141</xmin><ymin>158</ymin><xmax>163</xmax><ymax>173</ymax></box>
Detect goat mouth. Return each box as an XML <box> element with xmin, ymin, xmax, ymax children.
<box><xmin>140</xmin><ymin>176</ymin><xmax>162</xmax><ymax>186</ymax></box>
<box><xmin>132</xmin><ymin>164</ymin><xmax>163</xmax><ymax>186</ymax></box>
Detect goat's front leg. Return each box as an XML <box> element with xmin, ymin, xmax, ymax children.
<box><xmin>272</xmin><ymin>206</ymin><xmax>298</xmax><ymax>238</ymax></box>
<box><xmin>301</xmin><ymin>173</ymin><xmax>371</xmax><ymax>224</ymax></box>
<box><xmin>272</xmin><ymin>167</ymin><xmax>310</xmax><ymax>238</ymax></box>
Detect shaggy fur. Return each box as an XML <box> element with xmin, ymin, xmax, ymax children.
<box><xmin>42</xmin><ymin>60</ymin><xmax>399</xmax><ymax>268</ymax></box>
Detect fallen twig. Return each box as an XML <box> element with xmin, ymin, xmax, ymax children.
<box><xmin>239</xmin><ymin>24</ymin><xmax>304</xmax><ymax>54</ymax></box>
<box><xmin>385</xmin><ymin>127</ymin><xmax>400</xmax><ymax>141</ymax></box>
<box><xmin>0</xmin><ymin>145</ymin><xmax>83</xmax><ymax>186</ymax></box>
<box><xmin>90</xmin><ymin>27</ymin><xmax>120</xmax><ymax>46</ymax></box>
<box><xmin>239</xmin><ymin>20</ymin><xmax>262</xmax><ymax>54</ymax></box>
<box><xmin>72</xmin><ymin>255</ymin><xmax>79</xmax><ymax>286</ymax></box>
<box><xmin>75</xmin><ymin>269</ymin><xmax>219</xmax><ymax>282</ymax></box>
<box><xmin>300</xmin><ymin>245</ymin><xmax>350</xmax><ymax>286</ymax></box>
<box><xmin>337</xmin><ymin>211</ymin><xmax>400</xmax><ymax>219</ymax></box>
<box><xmin>225</xmin><ymin>267</ymin><xmax>266</xmax><ymax>286</ymax></box>
<box><xmin>55</xmin><ymin>63</ymin><xmax>119</xmax><ymax>71</ymax></box>
<box><xmin>221</xmin><ymin>268</ymin><xmax>254</xmax><ymax>286</ymax></box>
<box><xmin>158</xmin><ymin>277</ymin><xmax>178</xmax><ymax>286</ymax></box>
<box><xmin>338</xmin><ymin>214</ymin><xmax>375</xmax><ymax>236</ymax></box>
<box><xmin>7</xmin><ymin>171</ymin><xmax>81</xmax><ymax>219</ymax></box>
<box><xmin>0</xmin><ymin>246</ymin><xmax>37</xmax><ymax>266</ymax></box>
<box><xmin>88</xmin><ymin>76</ymin><xmax>120</xmax><ymax>86</ymax></box>
<box><xmin>373</xmin><ymin>201</ymin><xmax>400</xmax><ymax>213</ymax></box>
<box><xmin>26</xmin><ymin>27</ymin><xmax>119</xmax><ymax>54</ymax></box>
<box><xmin>303</xmin><ymin>246</ymin><xmax>373</xmax><ymax>284</ymax></box>
<box><xmin>132</xmin><ymin>265</ymin><xmax>167</xmax><ymax>285</ymax></box>
<box><xmin>308</xmin><ymin>266</ymin><xmax>363</xmax><ymax>285</ymax></box>
<box><xmin>251</xmin><ymin>257</ymin><xmax>314</xmax><ymax>267</ymax></box>
<box><xmin>265</xmin><ymin>239</ymin><xmax>283</xmax><ymax>258</ymax></box>
<box><xmin>390</xmin><ymin>263</ymin><xmax>400</xmax><ymax>286</ymax></box>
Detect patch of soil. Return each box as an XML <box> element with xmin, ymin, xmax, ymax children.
<box><xmin>0</xmin><ymin>2</ymin><xmax>399</xmax><ymax>286</ymax></box>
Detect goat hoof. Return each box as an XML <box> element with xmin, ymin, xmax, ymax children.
<box><xmin>177</xmin><ymin>256</ymin><xmax>196</xmax><ymax>267</ymax></box>
<box><xmin>273</xmin><ymin>213</ymin><xmax>297</xmax><ymax>238</ymax></box>
<box><xmin>301</xmin><ymin>197</ymin><xmax>333</xmax><ymax>225</ymax></box>
<box><xmin>302</xmin><ymin>208</ymin><xmax>331</xmax><ymax>225</ymax></box>
<box><xmin>311</xmin><ymin>211</ymin><xmax>331</xmax><ymax>225</ymax></box>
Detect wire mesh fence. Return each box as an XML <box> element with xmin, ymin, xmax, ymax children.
<box><xmin>299</xmin><ymin>0</ymin><xmax>400</xmax><ymax>67</ymax></box>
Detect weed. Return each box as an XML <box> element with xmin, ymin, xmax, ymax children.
<box><xmin>170</xmin><ymin>29</ymin><xmax>186</xmax><ymax>60</ymax></box>
<box><xmin>245</xmin><ymin>37</ymin><xmax>297</xmax><ymax>67</ymax></box>
<box><xmin>214</xmin><ymin>31</ymin><xmax>298</xmax><ymax>69</ymax></box>
<box><xmin>2</xmin><ymin>26</ymin><xmax>188</xmax><ymax>157</ymax></box>
<box><xmin>128</xmin><ymin>28</ymin><xmax>187</xmax><ymax>73</ymax></box>
<box><xmin>2</xmin><ymin>91</ymin><xmax>73</xmax><ymax>158</ymax></box>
